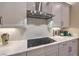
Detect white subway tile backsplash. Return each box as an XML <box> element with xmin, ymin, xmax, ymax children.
<box><xmin>0</xmin><ymin>28</ymin><xmax>24</xmax><ymax>41</ymax></box>
<box><xmin>23</xmin><ymin>25</ymin><xmax>50</xmax><ymax>39</ymax></box>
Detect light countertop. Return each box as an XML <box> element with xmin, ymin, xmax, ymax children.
<box><xmin>0</xmin><ymin>36</ymin><xmax>78</xmax><ymax>56</ymax></box>
<box><xmin>0</xmin><ymin>40</ymin><xmax>27</xmax><ymax>56</ymax></box>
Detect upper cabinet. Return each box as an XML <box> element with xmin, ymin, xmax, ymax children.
<box><xmin>62</xmin><ymin>3</ymin><xmax>70</xmax><ymax>27</ymax></box>
<box><xmin>42</xmin><ymin>2</ymin><xmax>52</xmax><ymax>14</ymax></box>
<box><xmin>27</xmin><ymin>2</ymin><xmax>35</xmax><ymax>11</ymax></box>
<box><xmin>52</xmin><ymin>2</ymin><xmax>70</xmax><ymax>28</ymax></box>
<box><xmin>52</xmin><ymin>3</ymin><xmax>62</xmax><ymax>27</ymax></box>
<box><xmin>0</xmin><ymin>2</ymin><xmax>70</xmax><ymax>28</ymax></box>
<box><xmin>0</xmin><ymin>2</ymin><xmax>26</xmax><ymax>27</ymax></box>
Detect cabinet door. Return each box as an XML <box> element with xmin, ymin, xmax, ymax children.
<box><xmin>42</xmin><ymin>2</ymin><xmax>52</xmax><ymax>14</ymax></box>
<box><xmin>2</xmin><ymin>2</ymin><xmax>26</xmax><ymax>25</ymax></box>
<box><xmin>62</xmin><ymin>4</ymin><xmax>70</xmax><ymax>27</ymax></box>
<box><xmin>0</xmin><ymin>3</ymin><xmax>4</xmax><ymax>16</ymax></box>
<box><xmin>59</xmin><ymin>39</ymin><xmax>78</xmax><ymax>56</ymax></box>
<box><xmin>52</xmin><ymin>3</ymin><xmax>70</xmax><ymax>27</ymax></box>
<box><xmin>27</xmin><ymin>44</ymin><xmax>58</xmax><ymax>56</ymax></box>
<box><xmin>27</xmin><ymin>2</ymin><xmax>35</xmax><ymax>11</ymax></box>
<box><xmin>58</xmin><ymin>41</ymin><xmax>69</xmax><ymax>56</ymax></box>
<box><xmin>52</xmin><ymin>3</ymin><xmax>62</xmax><ymax>27</ymax></box>
<box><xmin>67</xmin><ymin>39</ymin><xmax>78</xmax><ymax>56</ymax></box>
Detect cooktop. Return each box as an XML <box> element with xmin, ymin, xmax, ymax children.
<box><xmin>27</xmin><ymin>37</ymin><xmax>56</xmax><ymax>48</ymax></box>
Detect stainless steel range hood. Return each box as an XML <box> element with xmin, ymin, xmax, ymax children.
<box><xmin>27</xmin><ymin>2</ymin><xmax>54</xmax><ymax>19</ymax></box>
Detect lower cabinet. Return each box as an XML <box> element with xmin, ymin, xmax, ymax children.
<box><xmin>58</xmin><ymin>39</ymin><xmax>78</xmax><ymax>56</ymax></box>
<box><xmin>27</xmin><ymin>44</ymin><xmax>58</xmax><ymax>56</ymax></box>
<box><xmin>58</xmin><ymin>41</ymin><xmax>69</xmax><ymax>56</ymax></box>
<box><xmin>67</xmin><ymin>39</ymin><xmax>78</xmax><ymax>56</ymax></box>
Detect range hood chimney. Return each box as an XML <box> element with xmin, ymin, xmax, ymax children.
<box><xmin>35</xmin><ymin>2</ymin><xmax>42</xmax><ymax>12</ymax></box>
<box><xmin>27</xmin><ymin>2</ymin><xmax>54</xmax><ymax>19</ymax></box>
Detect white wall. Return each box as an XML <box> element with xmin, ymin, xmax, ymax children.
<box><xmin>66</xmin><ymin>3</ymin><xmax>79</xmax><ymax>36</ymax></box>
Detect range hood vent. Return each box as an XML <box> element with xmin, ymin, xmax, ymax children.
<box><xmin>35</xmin><ymin>2</ymin><xmax>42</xmax><ymax>12</ymax></box>
<box><xmin>27</xmin><ymin>2</ymin><xmax>54</xmax><ymax>19</ymax></box>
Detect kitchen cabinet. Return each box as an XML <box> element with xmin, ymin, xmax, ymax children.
<box><xmin>52</xmin><ymin>3</ymin><xmax>62</xmax><ymax>27</ymax></box>
<box><xmin>27</xmin><ymin>44</ymin><xmax>58</xmax><ymax>56</ymax></box>
<box><xmin>62</xmin><ymin>3</ymin><xmax>70</xmax><ymax>27</ymax></box>
<box><xmin>42</xmin><ymin>2</ymin><xmax>52</xmax><ymax>14</ymax></box>
<box><xmin>58</xmin><ymin>39</ymin><xmax>78</xmax><ymax>56</ymax></box>
<box><xmin>0</xmin><ymin>2</ymin><xmax>26</xmax><ymax>25</ymax></box>
<box><xmin>27</xmin><ymin>2</ymin><xmax>35</xmax><ymax>11</ymax></box>
<box><xmin>10</xmin><ymin>52</ymin><xmax>27</xmax><ymax>56</ymax></box>
<box><xmin>0</xmin><ymin>3</ymin><xmax>4</xmax><ymax>17</ymax></box>
<box><xmin>58</xmin><ymin>41</ymin><xmax>70</xmax><ymax>56</ymax></box>
<box><xmin>52</xmin><ymin>2</ymin><xmax>70</xmax><ymax>27</ymax></box>
<box><xmin>67</xmin><ymin>39</ymin><xmax>78</xmax><ymax>56</ymax></box>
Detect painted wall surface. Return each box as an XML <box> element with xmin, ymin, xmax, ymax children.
<box><xmin>70</xmin><ymin>3</ymin><xmax>79</xmax><ymax>28</ymax></box>
<box><xmin>67</xmin><ymin>3</ymin><xmax>79</xmax><ymax>36</ymax></box>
